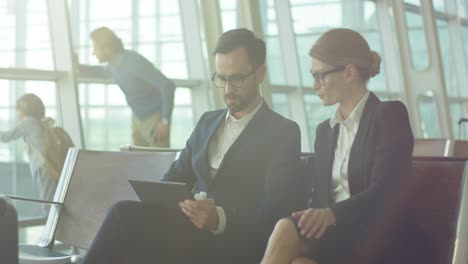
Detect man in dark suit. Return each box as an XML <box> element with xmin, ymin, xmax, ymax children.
<box><xmin>82</xmin><ymin>28</ymin><xmax>302</xmax><ymax>264</ymax></box>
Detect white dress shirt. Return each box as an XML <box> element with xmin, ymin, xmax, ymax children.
<box><xmin>330</xmin><ymin>91</ymin><xmax>370</xmax><ymax>203</ymax></box>
<box><xmin>199</xmin><ymin>99</ymin><xmax>263</xmax><ymax>235</ymax></box>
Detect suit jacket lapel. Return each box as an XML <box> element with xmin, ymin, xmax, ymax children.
<box><xmin>321</xmin><ymin>124</ymin><xmax>339</xmax><ymax>206</ymax></box>
<box><xmin>347</xmin><ymin>92</ymin><xmax>380</xmax><ymax>194</ymax></box>
<box><xmin>209</xmin><ymin>102</ymin><xmax>271</xmax><ymax>187</ymax></box>
<box><xmin>199</xmin><ymin>110</ymin><xmax>226</xmax><ymax>184</ymax></box>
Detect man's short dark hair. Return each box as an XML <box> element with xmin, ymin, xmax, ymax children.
<box><xmin>90</xmin><ymin>27</ymin><xmax>124</xmax><ymax>53</ymax></box>
<box><xmin>213</xmin><ymin>28</ymin><xmax>266</xmax><ymax>68</ymax></box>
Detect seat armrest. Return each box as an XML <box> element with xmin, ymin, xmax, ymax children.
<box><xmin>6</xmin><ymin>195</ymin><xmax>62</xmax><ymax>206</ymax></box>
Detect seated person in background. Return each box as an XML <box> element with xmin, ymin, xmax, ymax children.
<box><xmin>261</xmin><ymin>28</ymin><xmax>414</xmax><ymax>264</ymax></box>
<box><xmin>82</xmin><ymin>28</ymin><xmax>302</xmax><ymax>264</ymax></box>
<box><xmin>77</xmin><ymin>27</ymin><xmax>175</xmax><ymax>148</ymax></box>
<box><xmin>0</xmin><ymin>94</ymin><xmax>72</xmax><ymax>215</ymax></box>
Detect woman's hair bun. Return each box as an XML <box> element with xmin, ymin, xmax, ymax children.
<box><xmin>369</xmin><ymin>51</ymin><xmax>381</xmax><ymax>78</ymax></box>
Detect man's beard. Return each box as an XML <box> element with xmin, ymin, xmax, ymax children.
<box><xmin>224</xmin><ymin>86</ymin><xmax>259</xmax><ymax>114</ymax></box>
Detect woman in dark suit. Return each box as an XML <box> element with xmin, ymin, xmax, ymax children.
<box><xmin>261</xmin><ymin>28</ymin><xmax>414</xmax><ymax>264</ymax></box>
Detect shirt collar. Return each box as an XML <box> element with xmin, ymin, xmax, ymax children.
<box><xmin>330</xmin><ymin>91</ymin><xmax>370</xmax><ymax>128</ymax></box>
<box><xmin>225</xmin><ymin>98</ymin><xmax>263</xmax><ymax>126</ymax></box>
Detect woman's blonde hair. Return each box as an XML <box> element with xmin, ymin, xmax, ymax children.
<box><xmin>309</xmin><ymin>28</ymin><xmax>381</xmax><ymax>82</ymax></box>
<box><xmin>16</xmin><ymin>93</ymin><xmax>45</xmax><ymax>120</ymax></box>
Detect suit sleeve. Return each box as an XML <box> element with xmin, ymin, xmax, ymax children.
<box><xmin>223</xmin><ymin>121</ymin><xmax>302</xmax><ymax>236</ymax></box>
<box><xmin>330</xmin><ymin>102</ymin><xmax>414</xmax><ymax>226</ymax></box>
<box><xmin>161</xmin><ymin>114</ymin><xmax>203</xmax><ymax>188</ymax></box>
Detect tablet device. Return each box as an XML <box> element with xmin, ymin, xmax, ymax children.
<box><xmin>129</xmin><ymin>180</ymin><xmax>194</xmax><ymax>208</ymax></box>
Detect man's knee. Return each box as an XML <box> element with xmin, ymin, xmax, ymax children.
<box><xmin>107</xmin><ymin>200</ymin><xmax>142</xmax><ymax>220</ymax></box>
<box><xmin>111</xmin><ymin>200</ymin><xmax>140</xmax><ymax>212</ymax></box>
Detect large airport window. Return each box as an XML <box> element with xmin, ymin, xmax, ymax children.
<box><xmin>0</xmin><ymin>80</ymin><xmax>59</xmax><ymax>220</ymax></box>
<box><xmin>404</xmin><ymin>0</ymin><xmax>420</xmax><ymax>6</ymax></box>
<box><xmin>170</xmin><ymin>87</ymin><xmax>194</xmax><ymax>149</ymax></box>
<box><xmin>136</xmin><ymin>1</ymin><xmax>187</xmax><ymax>79</ymax></box>
<box><xmin>405</xmin><ymin>0</ymin><xmax>445</xmax><ymax>13</ymax></box>
<box><xmin>259</xmin><ymin>0</ymin><xmax>287</xmax><ymax>85</ymax></box>
<box><xmin>0</xmin><ymin>0</ymin><xmax>54</xmax><ymax>70</ymax></box>
<box><xmin>79</xmin><ymin>84</ymin><xmax>193</xmax><ymax>150</ymax></box>
<box><xmin>450</xmin><ymin>102</ymin><xmax>466</xmax><ymax>140</ymax></box>
<box><xmin>437</xmin><ymin>19</ymin><xmax>458</xmax><ymax>97</ymax></box>
<box><xmin>289</xmin><ymin>0</ymin><xmax>388</xmax><ymax>94</ymax></box>
<box><xmin>289</xmin><ymin>0</ymin><xmax>392</xmax><ymax>146</ymax></box>
<box><xmin>436</xmin><ymin>18</ymin><xmax>462</xmax><ymax>139</ymax></box>
<box><xmin>303</xmin><ymin>93</ymin><xmax>337</xmax><ymax>148</ymax></box>
<box><xmin>219</xmin><ymin>0</ymin><xmax>239</xmax><ymax>32</ymax></box>
<box><xmin>72</xmin><ymin>0</ymin><xmax>188</xmax><ymax>79</ymax></box>
<box><xmin>463</xmin><ymin>26</ymin><xmax>468</xmax><ymax>98</ymax></box>
<box><xmin>418</xmin><ymin>94</ymin><xmax>442</xmax><ymax>138</ymax></box>
<box><xmin>462</xmin><ymin>101</ymin><xmax>468</xmax><ymax>140</ymax></box>
<box><xmin>272</xmin><ymin>93</ymin><xmax>290</xmax><ymax>118</ymax></box>
<box><xmin>405</xmin><ymin>10</ymin><xmax>430</xmax><ymax>71</ymax></box>
<box><xmin>289</xmin><ymin>0</ymin><xmax>341</xmax><ymax>87</ymax></box>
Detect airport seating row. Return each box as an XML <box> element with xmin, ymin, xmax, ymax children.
<box><xmin>1</xmin><ymin>139</ymin><xmax>467</xmax><ymax>263</ymax></box>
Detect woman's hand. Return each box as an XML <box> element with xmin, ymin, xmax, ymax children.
<box><xmin>292</xmin><ymin>208</ymin><xmax>336</xmax><ymax>239</ymax></box>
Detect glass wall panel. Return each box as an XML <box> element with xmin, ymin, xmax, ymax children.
<box><xmin>304</xmin><ymin>94</ymin><xmax>337</xmax><ymax>148</ymax></box>
<box><xmin>289</xmin><ymin>0</ymin><xmax>388</xmax><ymax>92</ymax></box>
<box><xmin>404</xmin><ymin>0</ymin><xmax>420</xmax><ymax>6</ymax></box>
<box><xmin>433</xmin><ymin>0</ymin><xmax>445</xmax><ymax>13</ymax></box>
<box><xmin>73</xmin><ymin>0</ymin><xmax>188</xmax><ymax>79</ymax></box>
<box><xmin>0</xmin><ymin>0</ymin><xmax>53</xmax><ymax>69</ymax></box>
<box><xmin>450</xmin><ymin>102</ymin><xmax>465</xmax><ymax>139</ymax></box>
<box><xmin>170</xmin><ymin>88</ymin><xmax>194</xmax><ymax>149</ymax></box>
<box><xmin>462</xmin><ymin>101</ymin><xmax>468</xmax><ymax>139</ymax></box>
<box><xmin>271</xmin><ymin>93</ymin><xmax>290</xmax><ymax>118</ymax></box>
<box><xmin>418</xmin><ymin>96</ymin><xmax>442</xmax><ymax>138</ymax></box>
<box><xmin>404</xmin><ymin>0</ymin><xmax>444</xmax><ymax>12</ymax></box>
<box><xmin>463</xmin><ymin>26</ymin><xmax>468</xmax><ymax>98</ymax></box>
<box><xmin>460</xmin><ymin>0</ymin><xmax>468</xmax><ymax>18</ymax></box>
<box><xmin>259</xmin><ymin>0</ymin><xmax>287</xmax><ymax>85</ymax></box>
<box><xmin>79</xmin><ymin>84</ymin><xmax>193</xmax><ymax>150</ymax></box>
<box><xmin>219</xmin><ymin>0</ymin><xmax>239</xmax><ymax>31</ymax></box>
<box><xmin>289</xmin><ymin>0</ymin><xmax>391</xmax><ymax>145</ymax></box>
<box><xmin>79</xmin><ymin>83</ymin><xmax>130</xmax><ymax>150</ymax></box>
<box><xmin>72</xmin><ymin>0</ymin><xmax>194</xmax><ymax>151</ymax></box>
<box><xmin>437</xmin><ymin>19</ymin><xmax>458</xmax><ymax>97</ymax></box>
<box><xmin>290</xmin><ymin>0</ymin><xmax>341</xmax><ymax>87</ymax></box>
<box><xmin>0</xmin><ymin>80</ymin><xmax>58</xmax><ymax>220</ymax></box>
<box><xmin>405</xmin><ymin>11</ymin><xmax>430</xmax><ymax>71</ymax></box>
<box><xmin>436</xmin><ymin>18</ymin><xmax>461</xmax><ymax>137</ymax></box>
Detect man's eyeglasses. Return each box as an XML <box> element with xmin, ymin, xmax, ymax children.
<box><xmin>310</xmin><ymin>65</ymin><xmax>345</xmax><ymax>86</ymax></box>
<box><xmin>211</xmin><ymin>68</ymin><xmax>257</xmax><ymax>88</ymax></box>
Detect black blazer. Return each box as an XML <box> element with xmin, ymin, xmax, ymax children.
<box><xmin>311</xmin><ymin>92</ymin><xmax>414</xmax><ymax>229</ymax></box>
<box><xmin>163</xmin><ymin>102</ymin><xmax>302</xmax><ymax>262</ymax></box>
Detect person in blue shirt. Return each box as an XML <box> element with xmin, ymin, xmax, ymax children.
<box><xmin>78</xmin><ymin>27</ymin><xmax>176</xmax><ymax>148</ymax></box>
